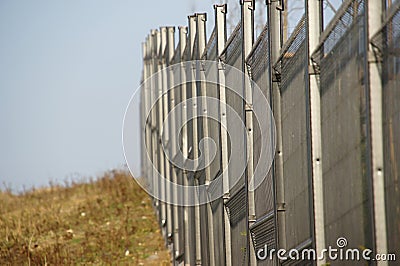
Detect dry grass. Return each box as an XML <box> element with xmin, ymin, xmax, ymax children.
<box><xmin>0</xmin><ymin>170</ymin><xmax>170</xmax><ymax>265</ymax></box>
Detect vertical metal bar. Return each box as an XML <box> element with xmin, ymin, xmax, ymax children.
<box><xmin>305</xmin><ymin>1</ymin><xmax>325</xmax><ymax>264</ymax></box>
<box><xmin>268</xmin><ymin>0</ymin><xmax>287</xmax><ymax>252</ymax></box>
<box><xmin>188</xmin><ymin>14</ymin><xmax>202</xmax><ymax>265</ymax></box>
<box><xmin>155</xmin><ymin>28</ymin><xmax>167</xmax><ymax>239</ymax></box>
<box><xmin>167</xmin><ymin>26</ymin><xmax>180</xmax><ymax>263</ymax></box>
<box><xmin>178</xmin><ymin>25</ymin><xmax>193</xmax><ymax>266</ymax></box>
<box><xmin>241</xmin><ymin>0</ymin><xmax>256</xmax><ymax>264</ymax></box>
<box><xmin>147</xmin><ymin>33</ymin><xmax>154</xmax><ymax>199</ymax></box>
<box><xmin>197</xmin><ymin>12</ymin><xmax>217</xmax><ymax>266</ymax></box>
<box><xmin>141</xmin><ymin>40</ymin><xmax>146</xmax><ymax>180</ymax></box>
<box><xmin>161</xmin><ymin>27</ymin><xmax>173</xmax><ymax>250</ymax></box>
<box><xmin>366</xmin><ymin>1</ymin><xmax>388</xmax><ymax>264</ymax></box>
<box><xmin>215</xmin><ymin>4</ymin><xmax>232</xmax><ymax>266</ymax></box>
<box><xmin>166</xmin><ymin>26</ymin><xmax>177</xmax><ymax>262</ymax></box>
<box><xmin>150</xmin><ymin>30</ymin><xmax>160</xmax><ymax>222</ymax></box>
<box><xmin>142</xmin><ymin>38</ymin><xmax>152</xmax><ymax>195</ymax></box>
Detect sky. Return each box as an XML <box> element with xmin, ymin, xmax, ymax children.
<box><xmin>0</xmin><ymin>0</ymin><xmax>341</xmax><ymax>192</ymax></box>
<box><xmin>0</xmin><ymin>0</ymin><xmax>219</xmax><ymax>192</ymax></box>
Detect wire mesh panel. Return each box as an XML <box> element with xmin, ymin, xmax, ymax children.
<box><xmin>199</xmin><ymin>199</ymin><xmax>210</xmax><ymax>265</ymax></box>
<box><xmin>203</xmin><ymin>29</ymin><xmax>221</xmax><ymax>183</ymax></box>
<box><xmin>220</xmin><ymin>21</ymin><xmax>248</xmax><ymax>266</ymax></box>
<box><xmin>246</xmin><ymin>23</ymin><xmax>276</xmax><ymax>266</ymax></box>
<box><xmin>202</xmin><ymin>28</ymin><xmax>227</xmax><ymax>266</ymax></box>
<box><xmin>179</xmin><ymin>39</ymin><xmax>197</xmax><ymax>265</ymax></box>
<box><xmin>225</xmin><ymin>185</ymin><xmax>248</xmax><ymax>266</ymax></box>
<box><xmin>171</xmin><ymin>43</ymin><xmax>186</xmax><ymax>260</ymax></box>
<box><xmin>279</xmin><ymin>17</ymin><xmax>311</xmax><ymax>252</ymax></box>
<box><xmin>312</xmin><ymin>1</ymin><xmax>374</xmax><ymax>263</ymax></box>
<box><xmin>275</xmin><ymin>17</ymin><xmax>313</xmax><ymax>251</ymax></box>
<box><xmin>221</xmin><ymin>22</ymin><xmax>245</xmax><ymax>196</ymax></box>
<box><xmin>247</xmin><ymin>24</ymin><xmax>275</xmax><ymax>220</ymax></box>
<box><xmin>371</xmin><ymin>2</ymin><xmax>400</xmax><ymax>261</ymax></box>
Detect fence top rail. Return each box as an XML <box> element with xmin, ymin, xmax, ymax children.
<box><xmin>371</xmin><ymin>0</ymin><xmax>400</xmax><ymax>50</ymax></box>
<box><xmin>219</xmin><ymin>21</ymin><xmax>242</xmax><ymax>62</ymax></box>
<box><xmin>192</xmin><ymin>32</ymin><xmax>199</xmax><ymax>60</ymax></box>
<box><xmin>171</xmin><ymin>40</ymin><xmax>181</xmax><ymax>65</ymax></box>
<box><xmin>273</xmin><ymin>15</ymin><xmax>305</xmax><ymax>71</ymax></box>
<box><xmin>319</xmin><ymin>0</ymin><xmax>356</xmax><ymax>47</ymax></box>
<box><xmin>246</xmin><ymin>22</ymin><xmax>268</xmax><ymax>63</ymax></box>
<box><xmin>312</xmin><ymin>0</ymin><xmax>364</xmax><ymax>60</ymax></box>
<box><xmin>386</xmin><ymin>0</ymin><xmax>400</xmax><ymax>23</ymax></box>
<box><xmin>246</xmin><ymin>23</ymin><xmax>270</xmax><ymax>81</ymax></box>
<box><xmin>182</xmin><ymin>37</ymin><xmax>189</xmax><ymax>61</ymax></box>
<box><xmin>202</xmin><ymin>27</ymin><xmax>217</xmax><ymax>60</ymax></box>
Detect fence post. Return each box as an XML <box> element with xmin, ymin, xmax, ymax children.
<box><xmin>267</xmin><ymin>0</ymin><xmax>287</xmax><ymax>253</ymax></box>
<box><xmin>187</xmin><ymin>14</ymin><xmax>203</xmax><ymax>265</ymax></box>
<box><xmin>150</xmin><ymin>29</ymin><xmax>161</xmax><ymax>225</ymax></box>
<box><xmin>196</xmin><ymin>12</ymin><xmax>217</xmax><ymax>266</ymax></box>
<box><xmin>177</xmin><ymin>25</ymin><xmax>194</xmax><ymax>266</ymax></box>
<box><xmin>305</xmin><ymin>1</ymin><xmax>325</xmax><ymax>264</ymax></box>
<box><xmin>155</xmin><ymin>28</ymin><xmax>168</xmax><ymax>242</ymax></box>
<box><xmin>165</xmin><ymin>26</ymin><xmax>177</xmax><ymax>263</ymax></box>
<box><xmin>367</xmin><ymin>1</ymin><xmax>388</xmax><ymax>264</ymax></box>
<box><xmin>241</xmin><ymin>0</ymin><xmax>256</xmax><ymax>264</ymax></box>
<box><xmin>144</xmin><ymin>35</ymin><xmax>155</xmax><ymax>198</ymax></box>
<box><xmin>160</xmin><ymin>27</ymin><xmax>173</xmax><ymax>253</ymax></box>
<box><xmin>214</xmin><ymin>4</ymin><xmax>232</xmax><ymax>266</ymax></box>
<box><xmin>141</xmin><ymin>39</ymin><xmax>149</xmax><ymax>192</ymax></box>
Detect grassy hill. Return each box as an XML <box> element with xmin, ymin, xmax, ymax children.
<box><xmin>0</xmin><ymin>170</ymin><xmax>170</xmax><ymax>265</ymax></box>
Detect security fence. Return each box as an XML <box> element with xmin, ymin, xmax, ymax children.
<box><xmin>137</xmin><ymin>0</ymin><xmax>400</xmax><ymax>265</ymax></box>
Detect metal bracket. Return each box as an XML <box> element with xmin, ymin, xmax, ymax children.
<box><xmin>195</xmin><ymin>13</ymin><xmax>207</xmax><ymax>22</ymax></box>
<box><xmin>213</xmin><ymin>4</ymin><xmax>227</xmax><ymax>14</ymax></box>
<box><xmin>245</xmin><ymin>104</ymin><xmax>253</xmax><ymax>112</ymax></box>
<box><xmin>308</xmin><ymin>64</ymin><xmax>320</xmax><ymax>75</ymax></box>
<box><xmin>368</xmin><ymin>50</ymin><xmax>383</xmax><ymax>64</ymax></box>
<box><xmin>277</xmin><ymin>202</ymin><xmax>286</xmax><ymax>212</ymax></box>
<box><xmin>217</xmin><ymin>60</ymin><xmax>226</xmax><ymax>71</ymax></box>
<box><xmin>266</xmin><ymin>0</ymin><xmax>284</xmax><ymax>11</ymax></box>
<box><xmin>200</xmin><ymin>61</ymin><xmax>206</xmax><ymax>72</ymax></box>
<box><xmin>223</xmin><ymin>193</ymin><xmax>231</xmax><ymax>201</ymax></box>
<box><xmin>272</xmin><ymin>71</ymin><xmax>281</xmax><ymax>83</ymax></box>
<box><xmin>249</xmin><ymin>215</ymin><xmax>257</xmax><ymax>223</ymax></box>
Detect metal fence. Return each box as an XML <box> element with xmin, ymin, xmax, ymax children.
<box><xmin>312</xmin><ymin>2</ymin><xmax>374</xmax><ymax>265</ymax></box>
<box><xmin>371</xmin><ymin>2</ymin><xmax>400</xmax><ymax>264</ymax></box>
<box><xmin>139</xmin><ymin>0</ymin><xmax>400</xmax><ymax>265</ymax></box>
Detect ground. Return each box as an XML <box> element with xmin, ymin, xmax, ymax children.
<box><xmin>0</xmin><ymin>170</ymin><xmax>170</xmax><ymax>265</ymax></box>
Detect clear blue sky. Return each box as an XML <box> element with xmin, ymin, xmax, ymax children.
<box><xmin>0</xmin><ymin>0</ymin><xmax>217</xmax><ymax>191</ymax></box>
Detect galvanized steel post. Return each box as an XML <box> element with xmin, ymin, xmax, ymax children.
<box><xmin>155</xmin><ymin>28</ymin><xmax>167</xmax><ymax>240</ymax></box>
<box><xmin>160</xmin><ymin>27</ymin><xmax>173</xmax><ymax>250</ymax></box>
<box><xmin>187</xmin><ymin>14</ymin><xmax>203</xmax><ymax>265</ymax></box>
<box><xmin>305</xmin><ymin>0</ymin><xmax>326</xmax><ymax>264</ymax></box>
<box><xmin>367</xmin><ymin>1</ymin><xmax>388</xmax><ymax>264</ymax></box>
<box><xmin>214</xmin><ymin>4</ymin><xmax>232</xmax><ymax>266</ymax></box>
<box><xmin>267</xmin><ymin>0</ymin><xmax>287</xmax><ymax>253</ymax></box>
<box><xmin>241</xmin><ymin>0</ymin><xmax>256</xmax><ymax>264</ymax></box>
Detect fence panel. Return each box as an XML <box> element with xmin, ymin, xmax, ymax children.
<box><xmin>312</xmin><ymin>1</ymin><xmax>374</xmax><ymax>264</ymax></box>
<box><xmin>221</xmin><ymin>22</ymin><xmax>246</xmax><ymax>196</ymax></box>
<box><xmin>203</xmin><ymin>28</ymin><xmax>227</xmax><ymax>266</ymax></box>
<box><xmin>138</xmin><ymin>1</ymin><xmax>400</xmax><ymax>264</ymax></box>
<box><xmin>371</xmin><ymin>2</ymin><xmax>400</xmax><ymax>262</ymax></box>
<box><xmin>220</xmin><ymin>21</ymin><xmax>250</xmax><ymax>266</ymax></box>
<box><xmin>246</xmin><ymin>23</ymin><xmax>277</xmax><ymax>266</ymax></box>
<box><xmin>247</xmin><ymin>24</ymin><xmax>275</xmax><ymax>220</ymax></box>
<box><xmin>276</xmin><ymin>17</ymin><xmax>313</xmax><ymax>252</ymax></box>
<box><xmin>171</xmin><ymin>42</ymin><xmax>186</xmax><ymax>261</ymax></box>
